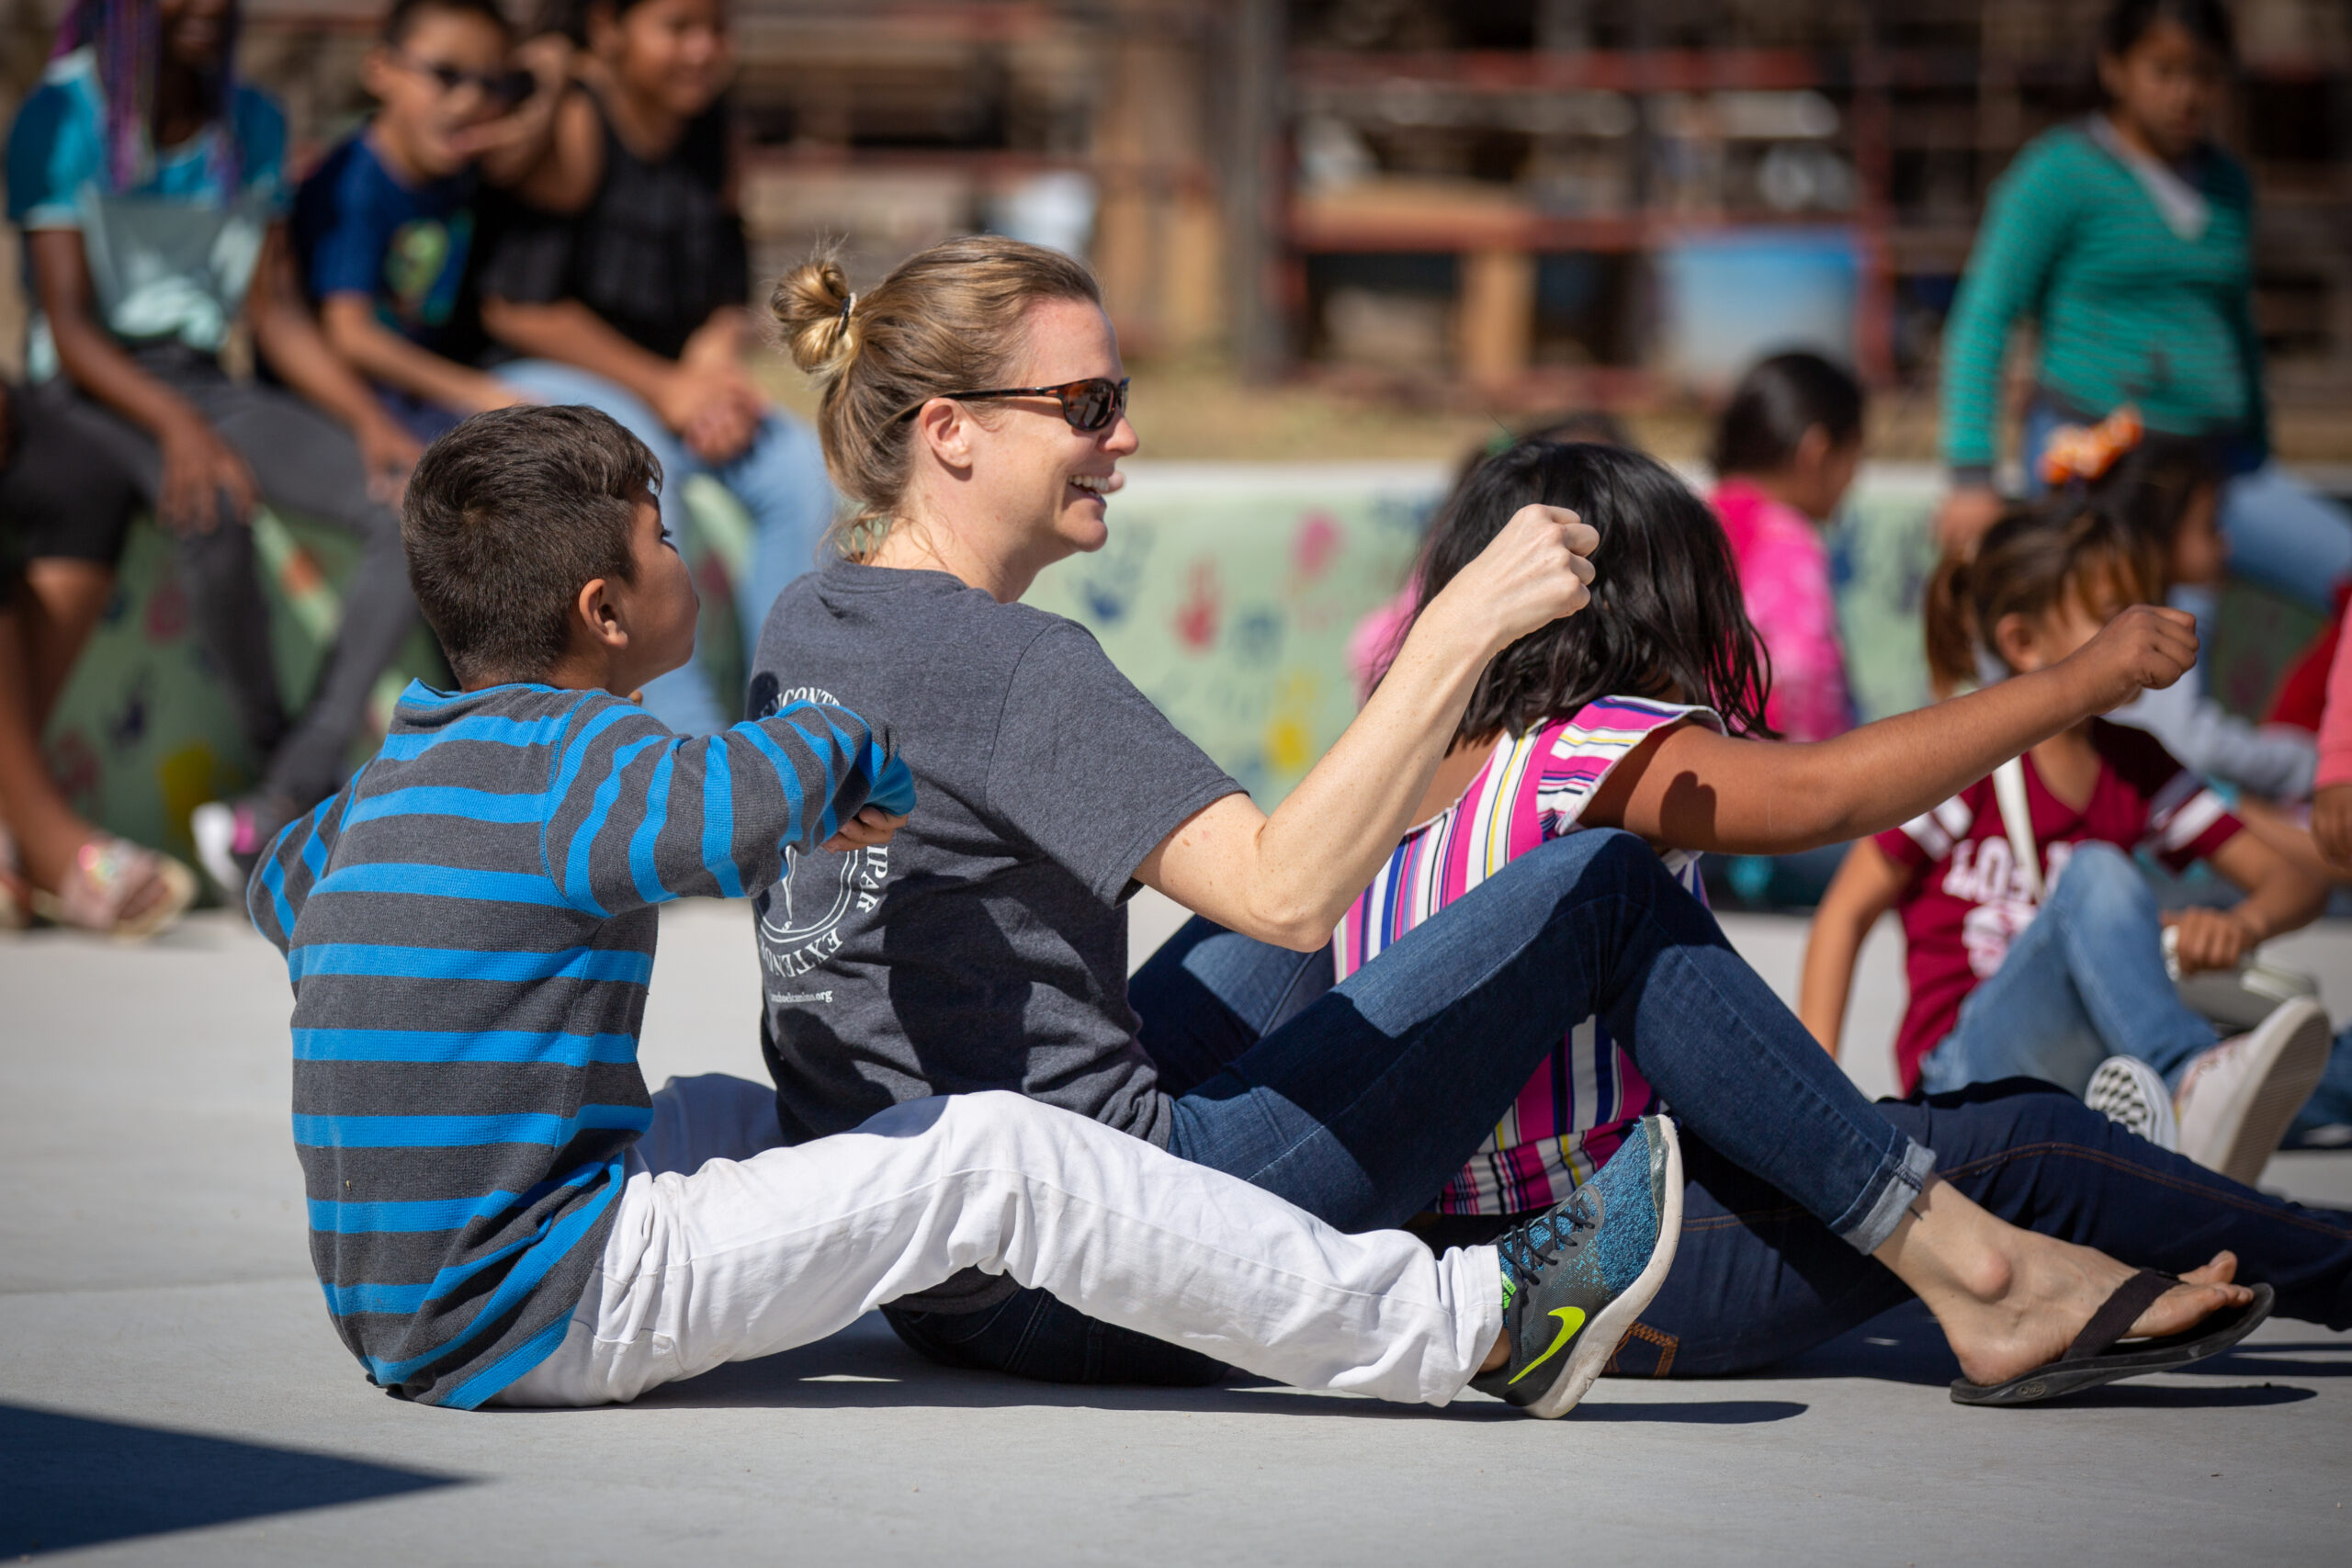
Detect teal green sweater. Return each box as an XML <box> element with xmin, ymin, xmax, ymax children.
<box><xmin>1939</xmin><ymin>122</ymin><xmax>2264</xmax><ymax>479</ymax></box>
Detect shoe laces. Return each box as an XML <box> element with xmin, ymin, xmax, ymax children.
<box><xmin>1498</xmin><ymin>1194</ymin><xmax>1595</xmax><ymax>1295</ymax></box>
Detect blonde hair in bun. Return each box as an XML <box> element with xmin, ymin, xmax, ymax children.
<box><xmin>769</xmin><ymin>236</ymin><xmax>1101</xmax><ymax>557</ymax></box>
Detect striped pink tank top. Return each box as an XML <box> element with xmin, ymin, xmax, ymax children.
<box><xmin>1332</xmin><ymin>696</ymin><xmax>1721</xmax><ymax>1214</ymax></box>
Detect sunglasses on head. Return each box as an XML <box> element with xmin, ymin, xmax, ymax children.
<box><xmin>391</xmin><ymin>51</ymin><xmax>536</xmax><ymax>103</ymax></box>
<box><xmin>895</xmin><ymin>377</ymin><xmax>1129</xmax><ymax>434</ymax></box>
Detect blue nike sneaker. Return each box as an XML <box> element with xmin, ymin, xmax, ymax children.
<box><xmin>1471</xmin><ymin>1114</ymin><xmax>1682</xmax><ymax>1417</ymax></box>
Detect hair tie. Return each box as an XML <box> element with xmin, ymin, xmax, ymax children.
<box><xmin>2040</xmin><ymin>405</ymin><xmax>2143</xmax><ymax>489</ymax></box>
<box><xmin>837</xmin><ymin>292</ymin><xmax>857</xmax><ymax>331</ymax></box>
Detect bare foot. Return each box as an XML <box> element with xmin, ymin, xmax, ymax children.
<box><xmin>1875</xmin><ymin>1179</ymin><xmax>2255</xmax><ymax>1388</ymax></box>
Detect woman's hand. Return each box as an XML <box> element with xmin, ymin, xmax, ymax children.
<box><xmin>2312</xmin><ymin>783</ymin><xmax>2352</xmax><ymax>868</ymax></box>
<box><xmin>2052</xmin><ymin>604</ymin><xmax>2199</xmax><ymax>713</ymax></box>
<box><xmin>1419</xmin><ymin>504</ymin><xmax>1598</xmax><ymax>657</ymax></box>
<box><xmin>2165</xmin><ymin>906</ymin><xmax>2256</xmax><ymax>976</ymax></box>
<box><xmin>156</xmin><ymin>412</ymin><xmax>260</xmax><ymax>534</ymax></box>
<box><xmin>823</xmin><ymin>805</ymin><xmax>908</xmax><ymax>853</ymax></box>
<box><xmin>1934</xmin><ymin>486</ymin><xmax>2006</xmax><ymax>554</ymax></box>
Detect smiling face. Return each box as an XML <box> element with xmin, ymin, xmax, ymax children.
<box><xmin>594</xmin><ymin>0</ymin><xmax>734</xmax><ymax>122</ymax></box>
<box><xmin>970</xmin><ymin>298</ymin><xmax>1137</xmax><ymax>562</ymax></box>
<box><xmin>363</xmin><ymin>6</ymin><xmax>514</xmax><ymax>180</ymax></box>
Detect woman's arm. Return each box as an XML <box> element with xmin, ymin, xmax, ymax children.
<box><xmin>249</xmin><ymin>226</ymin><xmax>420</xmax><ymax>491</ymax></box>
<box><xmin>317</xmin><ymin>296</ymin><xmax>525</xmax><ymax>416</ymax></box>
<box><xmin>1579</xmin><ymin>603</ymin><xmax>2199</xmax><ymax>853</ymax></box>
<box><xmin>27</xmin><ymin>228</ymin><xmax>258</xmax><ymax>532</ymax></box>
<box><xmin>1136</xmin><ymin>504</ymin><xmax>1598</xmax><ymax>949</ymax></box>
<box><xmin>2165</xmin><ymin>828</ymin><xmax>2329</xmax><ymax>976</ymax></box>
<box><xmin>1799</xmin><ymin>839</ymin><xmax>1909</xmax><ymax>1059</ymax></box>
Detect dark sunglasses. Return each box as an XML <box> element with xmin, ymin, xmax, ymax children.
<box><xmin>895</xmin><ymin>377</ymin><xmax>1129</xmax><ymax>434</ymax></box>
<box><xmin>391</xmin><ymin>51</ymin><xmax>536</xmax><ymax>103</ymax></box>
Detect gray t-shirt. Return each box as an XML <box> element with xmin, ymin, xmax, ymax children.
<box><xmin>748</xmin><ymin>561</ymin><xmax>1241</xmax><ymax>1150</ymax></box>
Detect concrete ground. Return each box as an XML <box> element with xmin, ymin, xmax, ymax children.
<box><xmin>4</xmin><ymin>896</ymin><xmax>2348</xmax><ymax>1565</ymax></box>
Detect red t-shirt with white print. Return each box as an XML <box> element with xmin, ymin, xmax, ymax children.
<box><xmin>1874</xmin><ymin>720</ymin><xmax>2242</xmax><ymax>1094</ymax></box>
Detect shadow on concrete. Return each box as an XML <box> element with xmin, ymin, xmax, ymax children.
<box><xmin>539</xmin><ymin>1315</ymin><xmax>1810</xmax><ymax>1425</ymax></box>
<box><xmin>0</xmin><ymin>1404</ymin><xmax>462</xmax><ymax>1558</ymax></box>
<box><xmin>2177</xmin><ymin>1342</ymin><xmax>2352</xmax><ymax>1379</ymax></box>
<box><xmin>1759</xmin><ymin>1300</ymin><xmax>1961</xmax><ymax>1388</ymax></box>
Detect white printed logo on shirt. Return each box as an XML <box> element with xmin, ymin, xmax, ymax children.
<box><xmin>1942</xmin><ymin>837</ymin><xmax>2075</xmax><ymax>978</ymax></box>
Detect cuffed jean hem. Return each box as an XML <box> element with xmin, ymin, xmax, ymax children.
<box><xmin>1837</xmin><ymin>1136</ymin><xmax>1936</xmax><ymax>1255</ymax></box>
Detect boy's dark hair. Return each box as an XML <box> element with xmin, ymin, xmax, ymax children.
<box><xmin>1923</xmin><ymin>498</ymin><xmax>2161</xmax><ymax>691</ymax></box>
<box><xmin>1709</xmin><ymin>351</ymin><xmax>1864</xmax><ymax>476</ymax></box>
<box><xmin>1401</xmin><ymin>442</ymin><xmax>1776</xmax><ymax>743</ymax></box>
<box><xmin>382</xmin><ymin>0</ymin><xmax>511</xmax><ymax>47</ymax></box>
<box><xmin>403</xmin><ymin>405</ymin><xmax>659</xmax><ymax>685</ymax></box>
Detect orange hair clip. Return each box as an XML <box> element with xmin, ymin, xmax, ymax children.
<box><xmin>2038</xmin><ymin>406</ymin><xmax>2143</xmax><ymax>488</ymax></box>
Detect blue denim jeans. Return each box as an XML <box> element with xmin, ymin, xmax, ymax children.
<box><xmin>1917</xmin><ymin>842</ymin><xmax>2218</xmax><ymax>1099</ymax></box>
<box><xmin>496</xmin><ymin>360</ymin><xmax>834</xmax><ymax>733</ymax></box>
<box><xmin>1611</xmin><ymin>1077</ymin><xmax>2352</xmax><ymax>1376</ymax></box>
<box><xmin>884</xmin><ymin>829</ymin><xmax>1933</xmax><ymax>1383</ymax></box>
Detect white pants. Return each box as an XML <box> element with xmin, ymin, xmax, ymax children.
<box><xmin>494</xmin><ymin>1076</ymin><xmax>1500</xmax><ymax>1409</ymax></box>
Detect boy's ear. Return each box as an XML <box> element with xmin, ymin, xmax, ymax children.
<box><xmin>575</xmin><ymin>576</ymin><xmax>629</xmax><ymax>652</ymax></box>
<box><xmin>359</xmin><ymin>43</ymin><xmax>399</xmax><ymax>100</ymax></box>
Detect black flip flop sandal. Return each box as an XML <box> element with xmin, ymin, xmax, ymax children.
<box><xmin>1950</xmin><ymin>1269</ymin><xmax>2274</xmax><ymax>1407</ymax></box>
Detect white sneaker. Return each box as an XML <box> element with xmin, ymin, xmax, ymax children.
<box><xmin>2174</xmin><ymin>998</ymin><xmax>2333</xmax><ymax>1186</ymax></box>
<box><xmin>2084</xmin><ymin>1056</ymin><xmax>2178</xmax><ymax>1152</ymax></box>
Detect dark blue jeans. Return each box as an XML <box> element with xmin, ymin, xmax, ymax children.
<box><xmin>885</xmin><ymin>829</ymin><xmax>1931</xmax><ymax>1383</ymax></box>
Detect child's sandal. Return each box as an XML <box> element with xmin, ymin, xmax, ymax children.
<box><xmin>29</xmin><ymin>835</ymin><xmax>198</xmax><ymax>940</ymax></box>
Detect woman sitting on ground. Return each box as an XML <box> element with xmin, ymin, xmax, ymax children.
<box><xmin>743</xmin><ymin>232</ymin><xmax>2297</xmax><ymax>1405</ymax></box>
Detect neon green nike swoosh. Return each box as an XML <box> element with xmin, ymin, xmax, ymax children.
<box><xmin>1507</xmin><ymin>1305</ymin><xmax>1588</xmax><ymax>1385</ymax></box>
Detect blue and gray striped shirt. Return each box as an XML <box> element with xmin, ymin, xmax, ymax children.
<box><xmin>249</xmin><ymin>680</ymin><xmax>913</xmax><ymax>1408</ymax></box>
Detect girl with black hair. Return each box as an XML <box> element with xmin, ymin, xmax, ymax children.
<box><xmin>1706</xmin><ymin>350</ymin><xmax>1862</xmax><ymax>744</ymax></box>
<box><xmin>1328</xmin><ymin>439</ymin><xmax>2347</xmax><ymax>1376</ymax></box>
<box><xmin>1935</xmin><ymin>0</ymin><xmax>2352</xmax><ymax>612</ymax></box>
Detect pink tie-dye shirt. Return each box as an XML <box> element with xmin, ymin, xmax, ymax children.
<box><xmin>1332</xmin><ymin>696</ymin><xmax>1722</xmax><ymax>1215</ymax></box>
<box><xmin>1710</xmin><ymin>477</ymin><xmax>1852</xmax><ymax>743</ymax></box>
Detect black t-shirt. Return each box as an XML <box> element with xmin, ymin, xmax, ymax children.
<box><xmin>477</xmin><ymin>90</ymin><xmax>748</xmax><ymax>360</ymax></box>
<box><xmin>748</xmin><ymin>561</ymin><xmax>1242</xmax><ymax>1148</ymax></box>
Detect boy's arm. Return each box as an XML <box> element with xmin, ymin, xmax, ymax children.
<box><xmin>542</xmin><ymin>696</ymin><xmax>916</xmax><ymax>917</ymax></box>
<box><xmin>2169</xmin><ymin>829</ymin><xmax>2328</xmax><ymax>976</ymax></box>
<box><xmin>245</xmin><ymin>789</ymin><xmax>351</xmax><ymax>960</ymax></box>
<box><xmin>1798</xmin><ymin>839</ymin><xmax>1908</xmax><ymax>1060</ymax></box>
<box><xmin>317</xmin><ymin>295</ymin><xmax>524</xmax><ymax>416</ymax></box>
<box><xmin>247</xmin><ymin>225</ymin><xmax>420</xmax><ymax>491</ymax></box>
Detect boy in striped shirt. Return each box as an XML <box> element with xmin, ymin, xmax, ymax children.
<box><xmin>254</xmin><ymin>404</ymin><xmax>1659</xmax><ymax>1416</ymax></box>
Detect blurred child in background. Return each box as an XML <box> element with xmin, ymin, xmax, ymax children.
<box><xmin>2061</xmin><ymin>414</ymin><xmax>2318</xmax><ymax>799</ymax></box>
<box><xmin>292</xmin><ymin>0</ymin><xmax>563</xmax><ymax>442</ymax></box>
<box><xmin>1800</xmin><ymin>499</ymin><xmax>2329</xmax><ymax>1184</ymax></box>
<box><xmin>1706</xmin><ymin>350</ymin><xmax>1862</xmax><ymax>744</ymax></box>
<box><xmin>474</xmin><ymin>0</ymin><xmax>834</xmax><ymax>733</ymax></box>
<box><xmin>6</xmin><ymin>0</ymin><xmax>426</xmax><ymax>896</ymax></box>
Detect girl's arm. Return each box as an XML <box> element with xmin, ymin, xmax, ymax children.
<box><xmin>479</xmin><ymin>295</ymin><xmax>748</xmax><ymax>455</ymax></box>
<box><xmin>1934</xmin><ymin>141</ymin><xmax>2077</xmax><ymax>546</ymax></box>
<box><xmin>317</xmin><ymin>296</ymin><xmax>525</xmax><ymax>416</ymax></box>
<box><xmin>248</xmin><ymin>226</ymin><xmax>421</xmax><ymax>490</ymax></box>
<box><xmin>1799</xmin><ymin>840</ymin><xmax>1909</xmax><ymax>1059</ymax></box>
<box><xmin>2166</xmin><ymin>829</ymin><xmax>2329</xmax><ymax>976</ymax></box>
<box><xmin>27</xmin><ymin>228</ymin><xmax>259</xmax><ymax>532</ymax></box>
<box><xmin>1580</xmin><ymin>602</ymin><xmax>2199</xmax><ymax>853</ymax></box>
<box><xmin>1137</xmin><ymin>505</ymin><xmax>1597</xmax><ymax>950</ymax></box>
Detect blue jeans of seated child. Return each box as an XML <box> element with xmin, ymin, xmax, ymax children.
<box><xmin>884</xmin><ymin>829</ymin><xmax>1936</xmax><ymax>1385</ymax></box>
<box><xmin>1916</xmin><ymin>841</ymin><xmax>2219</xmax><ymax>1100</ymax></box>
<box><xmin>497</xmin><ymin>360</ymin><xmax>834</xmax><ymax>734</ymax></box>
